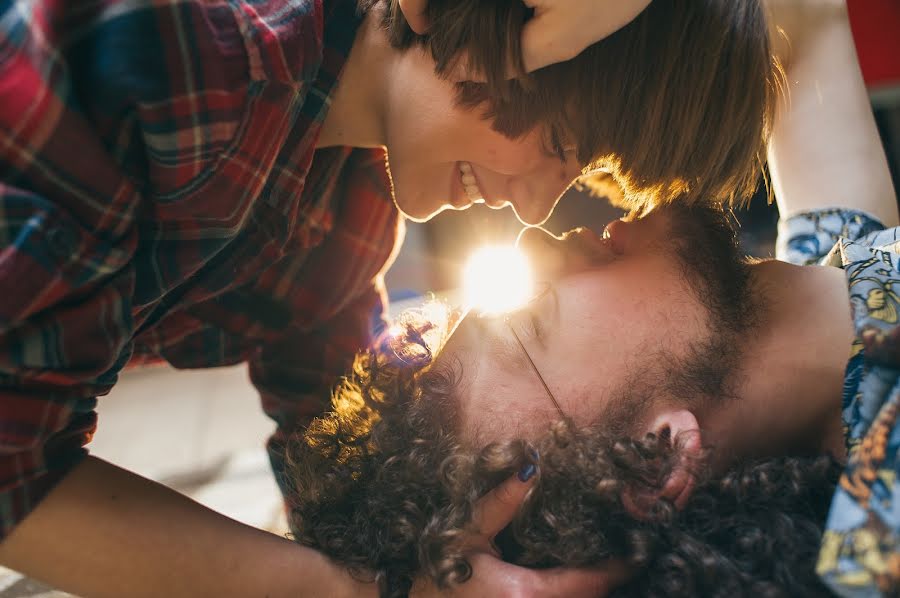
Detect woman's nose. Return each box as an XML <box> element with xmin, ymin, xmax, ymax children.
<box><xmin>516</xmin><ymin>227</ymin><xmax>568</xmax><ymax>280</ymax></box>
<box><xmin>508</xmin><ymin>191</ymin><xmax>559</xmax><ymax>226</ymax></box>
<box><xmin>506</xmin><ymin>162</ymin><xmax>575</xmax><ymax>226</ymax></box>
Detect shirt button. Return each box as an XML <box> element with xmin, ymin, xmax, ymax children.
<box><xmin>46</xmin><ymin>226</ymin><xmax>78</xmax><ymax>260</ymax></box>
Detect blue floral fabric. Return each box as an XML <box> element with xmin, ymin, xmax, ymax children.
<box><xmin>777</xmin><ymin>208</ymin><xmax>887</xmax><ymax>266</ymax></box>
<box><xmin>780</xmin><ymin>209</ymin><xmax>900</xmax><ymax>597</ymax></box>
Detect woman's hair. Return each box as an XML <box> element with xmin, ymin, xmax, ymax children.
<box><xmin>283</xmin><ymin>327</ymin><xmax>840</xmax><ymax>597</ymax></box>
<box><xmin>360</xmin><ymin>0</ymin><xmax>783</xmax><ymax>211</ymax></box>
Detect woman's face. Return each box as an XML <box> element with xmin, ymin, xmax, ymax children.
<box><xmin>383</xmin><ymin>47</ymin><xmax>583</xmax><ymax>225</ymax></box>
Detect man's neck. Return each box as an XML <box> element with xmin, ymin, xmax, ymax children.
<box><xmin>317</xmin><ymin>10</ymin><xmax>389</xmax><ymax>149</ymax></box>
<box><xmin>702</xmin><ymin>259</ymin><xmax>854</xmax><ymax>468</ymax></box>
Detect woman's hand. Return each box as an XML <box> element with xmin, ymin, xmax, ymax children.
<box><xmin>411</xmin><ymin>472</ymin><xmax>629</xmax><ymax>597</ymax></box>
<box><xmin>398</xmin><ymin>0</ymin><xmax>651</xmax><ymax>74</ymax></box>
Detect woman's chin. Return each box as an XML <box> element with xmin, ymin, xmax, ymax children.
<box><xmin>395</xmin><ymin>197</ymin><xmax>468</xmax><ymax>222</ymax></box>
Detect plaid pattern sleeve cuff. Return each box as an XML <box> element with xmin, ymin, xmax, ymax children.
<box><xmin>0</xmin><ymin>391</ymin><xmax>98</xmax><ymax>539</ymax></box>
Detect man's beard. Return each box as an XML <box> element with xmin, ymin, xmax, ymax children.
<box><xmin>600</xmin><ymin>204</ymin><xmax>758</xmax><ymax>435</ymax></box>
<box><xmin>666</xmin><ymin>204</ymin><xmax>758</xmax><ymax>403</ymax></box>
<box><xmin>284</xmin><ymin>207</ymin><xmax>832</xmax><ymax>598</ymax></box>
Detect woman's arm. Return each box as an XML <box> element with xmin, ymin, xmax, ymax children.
<box><xmin>397</xmin><ymin>0</ymin><xmax>652</xmax><ymax>75</ymax></box>
<box><xmin>766</xmin><ymin>0</ymin><xmax>898</xmax><ymax>225</ymax></box>
<box><xmin>0</xmin><ymin>456</ymin><xmax>371</xmax><ymax>598</ymax></box>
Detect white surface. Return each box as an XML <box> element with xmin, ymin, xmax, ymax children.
<box><xmin>89</xmin><ymin>364</ymin><xmax>287</xmax><ymax>533</ymax></box>
<box><xmin>91</xmin><ymin>364</ymin><xmax>273</xmax><ymax>482</ymax></box>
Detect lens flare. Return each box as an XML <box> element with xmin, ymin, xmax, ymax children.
<box><xmin>383</xmin><ymin>298</ymin><xmax>456</xmax><ymax>365</ymax></box>
<box><xmin>462</xmin><ymin>245</ymin><xmax>533</xmax><ymax>315</ymax></box>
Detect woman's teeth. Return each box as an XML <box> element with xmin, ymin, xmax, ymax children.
<box><xmin>459</xmin><ymin>162</ymin><xmax>483</xmax><ymax>202</ymax></box>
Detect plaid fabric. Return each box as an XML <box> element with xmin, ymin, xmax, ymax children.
<box><xmin>0</xmin><ymin>0</ymin><xmax>401</xmax><ymax>538</ymax></box>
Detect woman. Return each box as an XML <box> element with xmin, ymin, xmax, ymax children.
<box><xmin>0</xmin><ymin>0</ymin><xmax>776</xmax><ymax>595</ymax></box>
<box><xmin>284</xmin><ymin>2</ymin><xmax>899</xmax><ymax>596</ymax></box>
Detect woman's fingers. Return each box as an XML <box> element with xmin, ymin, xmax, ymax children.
<box><xmin>416</xmin><ymin>467</ymin><xmax>633</xmax><ymax>597</ymax></box>
<box><xmin>411</xmin><ymin>553</ymin><xmax>630</xmax><ymax>598</ymax></box>
<box><xmin>398</xmin><ymin>0</ymin><xmax>429</xmax><ymax>34</ymax></box>
<box><xmin>519</xmin><ymin>5</ymin><xmax>582</xmax><ymax>73</ymax></box>
<box><xmin>520</xmin><ymin>0</ymin><xmax>653</xmax><ymax>73</ymax></box>
<box><xmin>468</xmin><ymin>468</ymin><xmax>537</xmax><ymax>543</ymax></box>
<box><xmin>532</xmin><ymin>561</ymin><xmax>633</xmax><ymax>598</ymax></box>
<box><xmin>400</xmin><ymin>0</ymin><xmax>653</xmax><ymax>78</ymax></box>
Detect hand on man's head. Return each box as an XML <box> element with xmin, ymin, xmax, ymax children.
<box><xmin>397</xmin><ymin>0</ymin><xmax>430</xmax><ymax>34</ymax></box>
<box><xmin>397</xmin><ymin>0</ymin><xmax>652</xmax><ymax>76</ymax></box>
<box><xmin>410</xmin><ymin>473</ymin><xmax>630</xmax><ymax>597</ymax></box>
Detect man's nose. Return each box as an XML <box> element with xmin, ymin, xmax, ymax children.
<box><xmin>517</xmin><ymin>226</ymin><xmax>617</xmax><ymax>280</ymax></box>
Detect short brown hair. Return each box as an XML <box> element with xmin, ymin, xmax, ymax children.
<box><xmin>366</xmin><ymin>0</ymin><xmax>781</xmax><ymax>212</ymax></box>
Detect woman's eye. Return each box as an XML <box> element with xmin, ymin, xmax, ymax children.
<box><xmin>550</xmin><ymin>132</ymin><xmax>567</xmax><ymax>162</ymax></box>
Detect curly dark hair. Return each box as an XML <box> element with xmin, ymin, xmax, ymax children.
<box><xmin>282</xmin><ymin>330</ymin><xmax>841</xmax><ymax>598</ymax></box>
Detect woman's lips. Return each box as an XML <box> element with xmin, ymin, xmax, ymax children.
<box><xmin>448</xmin><ymin>163</ymin><xmax>473</xmax><ymax>208</ymax></box>
<box><xmin>458</xmin><ymin>162</ymin><xmax>509</xmax><ymax>209</ymax></box>
<box><xmin>459</xmin><ymin>161</ymin><xmax>482</xmax><ymax>202</ymax></box>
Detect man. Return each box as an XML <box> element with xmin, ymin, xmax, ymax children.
<box><xmin>0</xmin><ymin>0</ymin><xmax>778</xmax><ymax>595</ymax></box>
<box><xmin>284</xmin><ymin>2</ymin><xmax>900</xmax><ymax>596</ymax></box>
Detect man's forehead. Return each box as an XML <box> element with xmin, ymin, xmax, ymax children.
<box><xmin>481</xmin><ymin>318</ymin><xmax>533</xmax><ymax>374</ymax></box>
<box><xmin>436</xmin><ymin>322</ymin><xmax>522</xmax><ymax>386</ymax></box>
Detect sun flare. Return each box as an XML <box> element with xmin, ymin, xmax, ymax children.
<box><xmin>462</xmin><ymin>245</ymin><xmax>534</xmax><ymax>315</ymax></box>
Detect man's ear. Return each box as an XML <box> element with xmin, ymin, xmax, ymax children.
<box><xmin>620</xmin><ymin>409</ymin><xmax>702</xmax><ymax>520</ymax></box>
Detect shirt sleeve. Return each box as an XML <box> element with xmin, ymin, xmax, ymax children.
<box><xmin>246</xmin><ymin>145</ymin><xmax>401</xmax><ymax>500</ymax></box>
<box><xmin>249</xmin><ymin>281</ymin><xmax>388</xmax><ymax>497</ymax></box>
<box><xmin>776</xmin><ymin>208</ymin><xmax>886</xmax><ymax>265</ymax></box>
<box><xmin>814</xmin><ymin>237</ymin><xmax>900</xmax><ymax>597</ymax></box>
<box><xmin>0</xmin><ymin>2</ymin><xmax>147</xmax><ymax>537</ymax></box>
<box><xmin>0</xmin><ymin>183</ymin><xmax>138</xmax><ymax>539</ymax></box>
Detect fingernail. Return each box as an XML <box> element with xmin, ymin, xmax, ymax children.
<box><xmin>518</xmin><ymin>462</ymin><xmax>537</xmax><ymax>482</ymax></box>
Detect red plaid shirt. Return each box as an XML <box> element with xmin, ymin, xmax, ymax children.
<box><xmin>0</xmin><ymin>0</ymin><xmax>401</xmax><ymax>538</ymax></box>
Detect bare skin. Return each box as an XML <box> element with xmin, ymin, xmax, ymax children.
<box><xmin>3</xmin><ymin>3</ymin><xmax>880</xmax><ymax>598</ymax></box>
<box><xmin>0</xmin><ymin>455</ymin><xmax>611</xmax><ymax>597</ymax></box>
<box><xmin>0</xmin><ymin>457</ymin><xmax>372</xmax><ymax>598</ymax></box>
<box><xmin>319</xmin><ymin>10</ymin><xmax>581</xmax><ymax>225</ymax></box>
<box><xmin>413</xmin><ymin>474</ymin><xmax>629</xmax><ymax>597</ymax></box>
<box><xmin>0</xmin><ymin>4</ymin><xmax>617</xmax><ymax>597</ymax></box>
<box><xmin>432</xmin><ymin>3</ymin><xmax>897</xmax><ymax>593</ymax></box>
<box><xmin>767</xmin><ymin>0</ymin><xmax>898</xmax><ymax>225</ymax></box>
<box><xmin>398</xmin><ymin>0</ymin><xmax>652</xmax><ymax>76</ymax></box>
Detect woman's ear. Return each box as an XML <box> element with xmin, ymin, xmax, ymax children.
<box><xmin>621</xmin><ymin>409</ymin><xmax>702</xmax><ymax>519</ymax></box>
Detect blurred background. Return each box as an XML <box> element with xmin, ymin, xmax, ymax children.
<box><xmin>2</xmin><ymin>1</ymin><xmax>899</xmax><ymax>595</ymax></box>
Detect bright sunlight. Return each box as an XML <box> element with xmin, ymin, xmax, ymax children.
<box><xmin>462</xmin><ymin>245</ymin><xmax>534</xmax><ymax>315</ymax></box>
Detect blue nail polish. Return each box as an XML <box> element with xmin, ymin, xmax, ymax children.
<box><xmin>518</xmin><ymin>462</ymin><xmax>537</xmax><ymax>482</ymax></box>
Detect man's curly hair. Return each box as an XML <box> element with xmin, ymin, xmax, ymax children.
<box><xmin>282</xmin><ymin>324</ymin><xmax>840</xmax><ymax>597</ymax></box>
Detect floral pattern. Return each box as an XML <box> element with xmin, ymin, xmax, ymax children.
<box><xmin>782</xmin><ymin>209</ymin><xmax>900</xmax><ymax>597</ymax></box>
<box><xmin>777</xmin><ymin>208</ymin><xmax>887</xmax><ymax>266</ymax></box>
